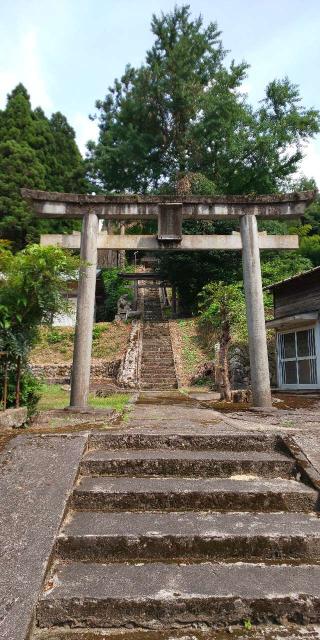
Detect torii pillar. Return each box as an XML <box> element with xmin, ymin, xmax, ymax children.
<box><xmin>240</xmin><ymin>214</ymin><xmax>271</xmax><ymax>407</ymax></box>
<box><xmin>69</xmin><ymin>212</ymin><xmax>99</xmax><ymax>409</ymax></box>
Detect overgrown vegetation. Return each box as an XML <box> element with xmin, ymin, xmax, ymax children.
<box><xmin>30</xmin><ymin>323</ymin><xmax>131</xmax><ymax>363</ymax></box>
<box><xmin>97</xmin><ymin>267</ymin><xmax>134</xmax><ymax>321</ymax></box>
<box><xmin>170</xmin><ymin>318</ymin><xmax>212</xmax><ymax>386</ymax></box>
<box><xmin>198</xmin><ymin>282</ymin><xmax>246</xmax><ymax>399</ymax></box>
<box><xmin>0</xmin><ymin>244</ymin><xmax>78</xmax><ymax>411</ymax></box>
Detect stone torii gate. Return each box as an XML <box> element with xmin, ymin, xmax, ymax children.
<box><xmin>22</xmin><ymin>188</ymin><xmax>315</xmax><ymax>409</ymax></box>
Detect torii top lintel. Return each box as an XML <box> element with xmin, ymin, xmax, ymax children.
<box><xmin>21</xmin><ymin>188</ymin><xmax>316</xmax><ymax>220</ymax></box>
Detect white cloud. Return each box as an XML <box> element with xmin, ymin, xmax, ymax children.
<box><xmin>298</xmin><ymin>139</ymin><xmax>320</xmax><ymax>188</ymax></box>
<box><xmin>0</xmin><ymin>29</ymin><xmax>52</xmax><ymax>111</ymax></box>
<box><xmin>72</xmin><ymin>113</ymin><xmax>99</xmax><ymax>156</ymax></box>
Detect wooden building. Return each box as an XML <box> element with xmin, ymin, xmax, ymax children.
<box><xmin>266</xmin><ymin>266</ymin><xmax>320</xmax><ymax>391</ymax></box>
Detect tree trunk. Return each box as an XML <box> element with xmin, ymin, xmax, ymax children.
<box><xmin>217</xmin><ymin>322</ymin><xmax>232</xmax><ymax>402</ymax></box>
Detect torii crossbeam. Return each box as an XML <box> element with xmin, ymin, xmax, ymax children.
<box><xmin>22</xmin><ymin>188</ymin><xmax>315</xmax><ymax>409</ymax></box>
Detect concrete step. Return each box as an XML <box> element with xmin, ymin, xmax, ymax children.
<box><xmin>143</xmin><ymin>330</ymin><xmax>171</xmax><ymax>335</ymax></box>
<box><xmin>140</xmin><ymin>382</ymin><xmax>177</xmax><ymax>388</ymax></box>
<box><xmin>141</xmin><ymin>370</ymin><xmax>177</xmax><ymax>383</ymax></box>
<box><xmin>72</xmin><ymin>476</ymin><xmax>318</xmax><ymax>512</ymax></box>
<box><xmin>140</xmin><ymin>375</ymin><xmax>176</xmax><ymax>379</ymax></box>
<box><xmin>142</xmin><ymin>337</ymin><xmax>171</xmax><ymax>342</ymax></box>
<box><xmin>142</xmin><ymin>345</ymin><xmax>173</xmax><ymax>351</ymax></box>
<box><xmin>142</xmin><ymin>360</ymin><xmax>174</xmax><ymax>367</ymax></box>
<box><xmin>141</xmin><ymin>360</ymin><xmax>174</xmax><ymax>366</ymax></box>
<box><xmin>57</xmin><ymin>511</ymin><xmax>320</xmax><ymax>562</ymax></box>
<box><xmin>143</xmin><ymin>328</ymin><xmax>170</xmax><ymax>334</ymax></box>
<box><xmin>79</xmin><ymin>449</ymin><xmax>296</xmax><ymax>478</ymax></box>
<box><xmin>141</xmin><ymin>365</ymin><xmax>175</xmax><ymax>370</ymax></box>
<box><xmin>141</xmin><ymin>359</ymin><xmax>174</xmax><ymax>374</ymax></box>
<box><xmin>142</xmin><ymin>343</ymin><xmax>172</xmax><ymax>348</ymax></box>
<box><xmin>140</xmin><ymin>378</ymin><xmax>177</xmax><ymax>384</ymax></box>
<box><xmin>29</xmin><ymin>624</ymin><xmax>320</xmax><ymax>640</ymax></box>
<box><xmin>37</xmin><ymin>561</ymin><xmax>320</xmax><ymax>629</ymax></box>
<box><xmin>140</xmin><ymin>376</ymin><xmax>176</xmax><ymax>380</ymax></box>
<box><xmin>142</xmin><ymin>348</ymin><xmax>173</xmax><ymax>353</ymax></box>
<box><xmin>140</xmin><ymin>380</ymin><xmax>177</xmax><ymax>385</ymax></box>
<box><xmin>142</xmin><ymin>351</ymin><xmax>173</xmax><ymax>356</ymax></box>
<box><xmin>142</xmin><ymin>339</ymin><xmax>172</xmax><ymax>344</ymax></box>
<box><xmin>143</xmin><ymin>337</ymin><xmax>171</xmax><ymax>341</ymax></box>
<box><xmin>88</xmin><ymin>432</ymin><xmax>282</xmax><ymax>452</ymax></box>
<box><xmin>141</xmin><ymin>344</ymin><xmax>172</xmax><ymax>349</ymax></box>
<box><xmin>142</xmin><ymin>335</ymin><xmax>171</xmax><ymax>339</ymax></box>
<box><xmin>144</xmin><ymin>313</ymin><xmax>162</xmax><ymax>317</ymax></box>
<box><xmin>140</xmin><ymin>383</ymin><xmax>178</xmax><ymax>389</ymax></box>
<box><xmin>143</xmin><ymin>327</ymin><xmax>170</xmax><ymax>331</ymax></box>
<box><xmin>141</xmin><ymin>356</ymin><xmax>173</xmax><ymax>360</ymax></box>
<box><xmin>141</xmin><ymin>355</ymin><xmax>174</xmax><ymax>360</ymax></box>
<box><xmin>142</xmin><ymin>349</ymin><xmax>173</xmax><ymax>354</ymax></box>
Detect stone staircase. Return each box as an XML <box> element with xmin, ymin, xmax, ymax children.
<box><xmin>33</xmin><ymin>429</ymin><xmax>320</xmax><ymax>638</ymax></box>
<box><xmin>140</xmin><ymin>286</ymin><xmax>178</xmax><ymax>390</ymax></box>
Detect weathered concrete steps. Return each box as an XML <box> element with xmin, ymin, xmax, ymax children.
<box><xmin>34</xmin><ymin>430</ymin><xmax>320</xmax><ymax>637</ymax></box>
<box><xmin>31</xmin><ymin>626</ymin><xmax>320</xmax><ymax>639</ymax></box>
<box><xmin>140</xmin><ymin>286</ymin><xmax>177</xmax><ymax>390</ymax></box>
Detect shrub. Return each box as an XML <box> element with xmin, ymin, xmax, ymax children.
<box><xmin>0</xmin><ymin>244</ymin><xmax>78</xmax><ymax>413</ymax></box>
<box><xmin>99</xmin><ymin>266</ymin><xmax>134</xmax><ymax>321</ymax></box>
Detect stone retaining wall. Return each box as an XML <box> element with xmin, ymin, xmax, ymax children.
<box><xmin>30</xmin><ymin>360</ymin><xmax>121</xmax><ymax>383</ymax></box>
<box><xmin>117</xmin><ymin>321</ymin><xmax>142</xmax><ymax>388</ymax></box>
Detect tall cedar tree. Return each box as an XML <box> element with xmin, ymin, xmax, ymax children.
<box><xmin>0</xmin><ymin>84</ymin><xmax>88</xmax><ymax>249</ymax></box>
<box><xmin>88</xmin><ymin>5</ymin><xmax>319</xmax><ymax>195</ymax></box>
<box><xmin>88</xmin><ymin>5</ymin><xmax>320</xmax><ymax>312</ymax></box>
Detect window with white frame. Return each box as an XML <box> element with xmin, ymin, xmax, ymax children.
<box><xmin>277</xmin><ymin>327</ymin><xmax>318</xmax><ymax>387</ymax></box>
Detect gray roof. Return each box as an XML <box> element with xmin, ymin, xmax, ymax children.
<box><xmin>265</xmin><ymin>265</ymin><xmax>320</xmax><ymax>291</ymax></box>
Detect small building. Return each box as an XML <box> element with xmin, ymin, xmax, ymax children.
<box><xmin>53</xmin><ymin>270</ymin><xmax>105</xmax><ymax>327</ymax></box>
<box><xmin>266</xmin><ymin>266</ymin><xmax>320</xmax><ymax>391</ymax></box>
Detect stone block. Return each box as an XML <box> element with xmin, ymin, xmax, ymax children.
<box><xmin>0</xmin><ymin>407</ymin><xmax>28</xmax><ymax>430</ymax></box>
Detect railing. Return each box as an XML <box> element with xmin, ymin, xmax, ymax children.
<box><xmin>0</xmin><ymin>352</ymin><xmax>21</xmax><ymax>410</ymax></box>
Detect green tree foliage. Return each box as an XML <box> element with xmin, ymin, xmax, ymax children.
<box><xmin>88</xmin><ymin>5</ymin><xmax>319</xmax><ymax>194</ymax></box>
<box><xmin>0</xmin><ymin>139</ymin><xmax>46</xmax><ymax>247</ymax></box>
<box><xmin>261</xmin><ymin>252</ymin><xmax>312</xmax><ymax>289</ymax></box>
<box><xmin>289</xmin><ymin>185</ymin><xmax>320</xmax><ymax>266</ymax></box>
<box><xmin>88</xmin><ymin>4</ymin><xmax>319</xmax><ymax>312</ymax></box>
<box><xmin>0</xmin><ymin>84</ymin><xmax>87</xmax><ymax>249</ymax></box>
<box><xmin>98</xmin><ymin>266</ymin><xmax>134</xmax><ymax>321</ymax></box>
<box><xmin>0</xmin><ymin>244</ymin><xmax>78</xmax><ymax>410</ymax></box>
<box><xmin>198</xmin><ymin>281</ymin><xmax>246</xmax><ymax>399</ymax></box>
<box><xmin>160</xmin><ymin>247</ymin><xmax>242</xmax><ymax>314</ymax></box>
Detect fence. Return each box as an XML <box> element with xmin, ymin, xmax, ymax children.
<box><xmin>0</xmin><ymin>352</ymin><xmax>21</xmax><ymax>410</ymax></box>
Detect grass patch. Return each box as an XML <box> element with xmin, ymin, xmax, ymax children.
<box><xmin>178</xmin><ymin>319</ymin><xmax>209</xmax><ymax>373</ymax></box>
<box><xmin>30</xmin><ymin>322</ymin><xmax>131</xmax><ymax>364</ymax></box>
<box><xmin>37</xmin><ymin>383</ymin><xmax>130</xmax><ymax>413</ymax></box>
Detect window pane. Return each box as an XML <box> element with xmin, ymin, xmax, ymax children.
<box><xmin>284</xmin><ymin>360</ymin><xmax>297</xmax><ymax>384</ymax></box>
<box><xmin>298</xmin><ymin>359</ymin><xmax>317</xmax><ymax>385</ymax></box>
<box><xmin>298</xmin><ymin>359</ymin><xmax>312</xmax><ymax>385</ymax></box>
<box><xmin>283</xmin><ymin>333</ymin><xmax>296</xmax><ymax>359</ymax></box>
<box><xmin>297</xmin><ymin>330</ymin><xmax>315</xmax><ymax>357</ymax></box>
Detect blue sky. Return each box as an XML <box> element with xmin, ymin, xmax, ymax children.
<box><xmin>1</xmin><ymin>0</ymin><xmax>320</xmax><ymax>184</ymax></box>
